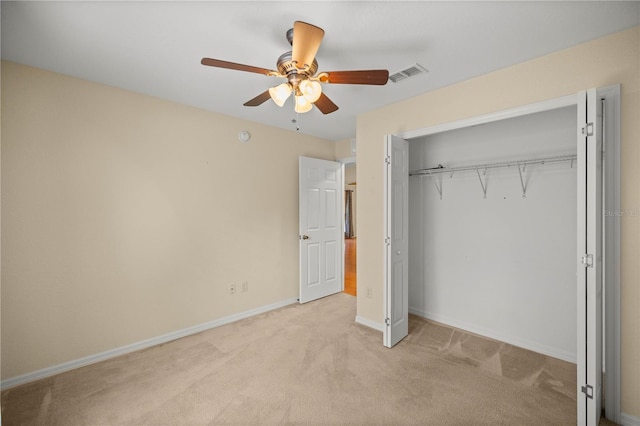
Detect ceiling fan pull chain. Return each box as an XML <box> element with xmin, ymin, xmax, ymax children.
<box><xmin>292</xmin><ymin>109</ymin><xmax>300</xmax><ymax>132</ymax></box>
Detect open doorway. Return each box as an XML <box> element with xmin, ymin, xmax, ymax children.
<box><xmin>344</xmin><ymin>162</ymin><xmax>357</xmax><ymax>296</ymax></box>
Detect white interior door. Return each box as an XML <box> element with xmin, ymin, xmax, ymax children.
<box><xmin>384</xmin><ymin>135</ymin><xmax>409</xmax><ymax>347</ymax></box>
<box><xmin>299</xmin><ymin>156</ymin><xmax>343</xmax><ymax>304</ymax></box>
<box><xmin>577</xmin><ymin>88</ymin><xmax>603</xmax><ymax>425</ymax></box>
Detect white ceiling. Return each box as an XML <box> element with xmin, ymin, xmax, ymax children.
<box><xmin>2</xmin><ymin>1</ymin><xmax>638</xmax><ymax>141</ymax></box>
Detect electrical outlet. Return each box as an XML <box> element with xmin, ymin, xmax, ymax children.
<box><xmin>241</xmin><ymin>281</ymin><xmax>248</xmax><ymax>292</ymax></box>
<box><xmin>366</xmin><ymin>287</ymin><xmax>373</xmax><ymax>298</ymax></box>
<box><xmin>229</xmin><ymin>283</ymin><xmax>236</xmax><ymax>294</ymax></box>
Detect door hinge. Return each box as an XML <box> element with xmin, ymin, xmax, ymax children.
<box><xmin>581</xmin><ymin>122</ymin><xmax>594</xmax><ymax>137</ymax></box>
<box><xmin>385</xmin><ymin>318</ymin><xmax>391</xmax><ymax>326</ymax></box>
<box><xmin>385</xmin><ymin>237</ymin><xmax>391</xmax><ymax>246</ymax></box>
<box><xmin>385</xmin><ymin>156</ymin><xmax>391</xmax><ymax>165</ymax></box>
<box><xmin>581</xmin><ymin>253</ymin><xmax>594</xmax><ymax>268</ymax></box>
<box><xmin>581</xmin><ymin>384</ymin><xmax>594</xmax><ymax>399</ymax></box>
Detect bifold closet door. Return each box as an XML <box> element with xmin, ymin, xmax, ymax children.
<box><xmin>384</xmin><ymin>135</ymin><xmax>409</xmax><ymax>348</ymax></box>
<box><xmin>576</xmin><ymin>88</ymin><xmax>603</xmax><ymax>426</ymax></box>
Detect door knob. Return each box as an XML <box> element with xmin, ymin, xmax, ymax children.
<box><xmin>300</xmin><ymin>235</ymin><xmax>310</xmax><ymax>240</ymax></box>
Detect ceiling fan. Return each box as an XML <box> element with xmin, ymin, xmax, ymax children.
<box><xmin>201</xmin><ymin>21</ymin><xmax>389</xmax><ymax>115</ymax></box>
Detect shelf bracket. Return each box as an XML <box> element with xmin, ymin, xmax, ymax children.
<box><xmin>476</xmin><ymin>168</ymin><xmax>487</xmax><ymax>198</ymax></box>
<box><xmin>429</xmin><ymin>172</ymin><xmax>443</xmax><ymax>200</ymax></box>
<box><xmin>517</xmin><ymin>163</ymin><xmax>527</xmax><ymax>197</ymax></box>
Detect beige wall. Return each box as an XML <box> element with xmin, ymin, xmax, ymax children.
<box><xmin>334</xmin><ymin>137</ymin><xmax>355</xmax><ymax>159</ymax></box>
<box><xmin>0</xmin><ymin>61</ymin><xmax>335</xmax><ymax>380</ymax></box>
<box><xmin>356</xmin><ymin>27</ymin><xmax>639</xmax><ymax>416</ymax></box>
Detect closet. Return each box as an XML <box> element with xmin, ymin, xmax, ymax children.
<box><xmin>407</xmin><ymin>105</ymin><xmax>578</xmax><ymax>362</ymax></box>
<box><xmin>384</xmin><ymin>87</ymin><xmax>621</xmax><ymax>425</ymax></box>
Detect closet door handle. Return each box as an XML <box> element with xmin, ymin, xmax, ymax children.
<box><xmin>300</xmin><ymin>235</ymin><xmax>310</xmax><ymax>240</ymax></box>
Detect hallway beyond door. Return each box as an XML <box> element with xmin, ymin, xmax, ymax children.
<box><xmin>344</xmin><ymin>238</ymin><xmax>356</xmax><ymax>296</ymax></box>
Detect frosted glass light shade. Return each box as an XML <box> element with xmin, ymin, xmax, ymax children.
<box><xmin>299</xmin><ymin>80</ymin><xmax>322</xmax><ymax>103</ymax></box>
<box><xmin>269</xmin><ymin>83</ymin><xmax>292</xmax><ymax>107</ymax></box>
<box><xmin>295</xmin><ymin>95</ymin><xmax>313</xmax><ymax>113</ymax></box>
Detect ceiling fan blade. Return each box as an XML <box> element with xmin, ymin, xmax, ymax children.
<box><xmin>319</xmin><ymin>70</ymin><xmax>389</xmax><ymax>85</ymax></box>
<box><xmin>314</xmin><ymin>92</ymin><xmax>339</xmax><ymax>115</ymax></box>
<box><xmin>244</xmin><ymin>90</ymin><xmax>272</xmax><ymax>107</ymax></box>
<box><xmin>291</xmin><ymin>21</ymin><xmax>324</xmax><ymax>70</ymax></box>
<box><xmin>201</xmin><ymin>58</ymin><xmax>275</xmax><ymax>76</ymax></box>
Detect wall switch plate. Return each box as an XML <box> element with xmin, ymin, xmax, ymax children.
<box><xmin>229</xmin><ymin>283</ymin><xmax>236</xmax><ymax>294</ymax></box>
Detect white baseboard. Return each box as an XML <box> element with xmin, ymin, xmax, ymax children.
<box><xmin>355</xmin><ymin>315</ymin><xmax>384</xmax><ymax>332</ymax></box>
<box><xmin>408</xmin><ymin>307</ymin><xmax>576</xmax><ymax>363</ymax></box>
<box><xmin>621</xmin><ymin>412</ymin><xmax>640</xmax><ymax>426</ymax></box>
<box><xmin>1</xmin><ymin>298</ymin><xmax>299</xmax><ymax>390</ymax></box>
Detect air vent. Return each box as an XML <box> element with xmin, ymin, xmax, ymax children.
<box><xmin>389</xmin><ymin>63</ymin><xmax>428</xmax><ymax>83</ymax></box>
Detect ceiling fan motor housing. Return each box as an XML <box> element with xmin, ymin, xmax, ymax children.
<box><xmin>276</xmin><ymin>51</ymin><xmax>318</xmax><ymax>87</ymax></box>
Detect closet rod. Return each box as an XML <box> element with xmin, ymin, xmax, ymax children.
<box><xmin>409</xmin><ymin>154</ymin><xmax>577</xmax><ymax>177</ymax></box>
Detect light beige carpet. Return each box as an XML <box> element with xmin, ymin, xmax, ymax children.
<box><xmin>2</xmin><ymin>293</ymin><xmax>580</xmax><ymax>425</ymax></box>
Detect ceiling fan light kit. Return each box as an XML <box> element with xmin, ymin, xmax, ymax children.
<box><xmin>299</xmin><ymin>80</ymin><xmax>322</xmax><ymax>103</ymax></box>
<box><xmin>201</xmin><ymin>21</ymin><xmax>389</xmax><ymax>115</ymax></box>
<box><xmin>294</xmin><ymin>93</ymin><xmax>313</xmax><ymax>113</ymax></box>
<box><xmin>269</xmin><ymin>83</ymin><xmax>292</xmax><ymax>107</ymax></box>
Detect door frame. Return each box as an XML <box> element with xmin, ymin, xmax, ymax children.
<box><xmin>386</xmin><ymin>86</ymin><xmax>621</xmax><ymax>422</ymax></box>
<box><xmin>598</xmin><ymin>85</ymin><xmax>622</xmax><ymax>424</ymax></box>
<box><xmin>338</xmin><ymin>156</ymin><xmax>357</xmax><ymax>295</ymax></box>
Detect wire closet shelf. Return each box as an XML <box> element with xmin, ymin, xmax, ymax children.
<box><xmin>409</xmin><ymin>154</ymin><xmax>577</xmax><ymax>199</ymax></box>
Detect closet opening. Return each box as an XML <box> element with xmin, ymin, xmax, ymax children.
<box><xmin>407</xmin><ymin>105</ymin><xmax>578</xmax><ymax>364</ymax></box>
<box><xmin>384</xmin><ymin>86</ymin><xmax>621</xmax><ymax>424</ymax></box>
